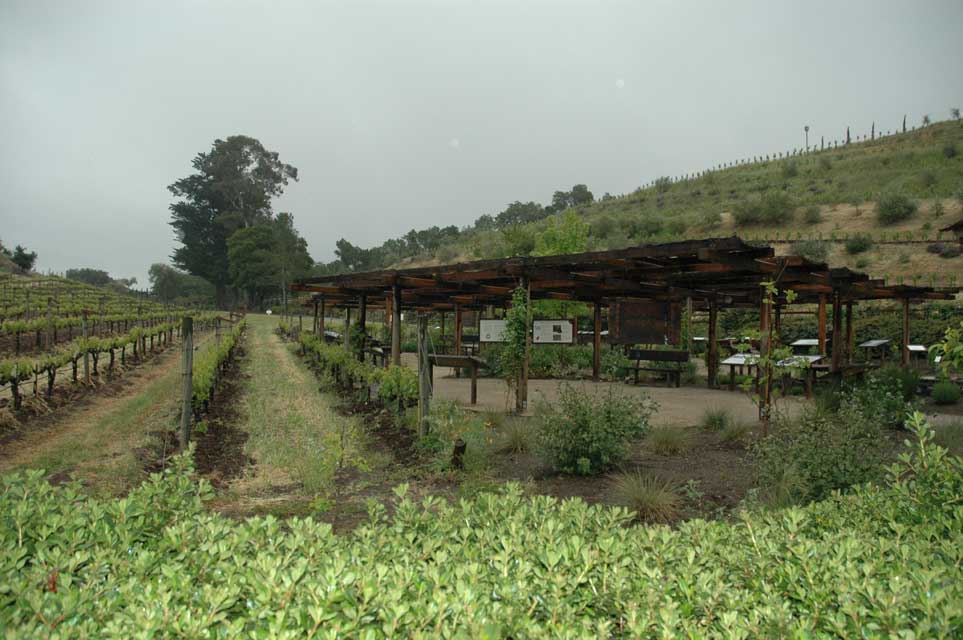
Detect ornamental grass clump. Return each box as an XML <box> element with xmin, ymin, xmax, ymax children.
<box><xmin>609</xmin><ymin>471</ymin><xmax>680</xmax><ymax>523</ymax></box>
<box><xmin>536</xmin><ymin>384</ymin><xmax>654</xmax><ymax>475</ymax></box>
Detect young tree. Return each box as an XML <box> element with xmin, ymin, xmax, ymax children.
<box><xmin>952</xmin><ymin>108</ymin><xmax>961</xmax><ymax>121</ymax></box>
<box><xmin>272</xmin><ymin>212</ymin><xmax>313</xmax><ymax>307</ymax></box>
<box><xmin>227</xmin><ymin>225</ymin><xmax>279</xmax><ymax>308</ymax></box>
<box><xmin>922</xmin><ymin>114</ymin><xmax>931</xmax><ymax>126</ymax></box>
<box><xmin>66</xmin><ymin>268</ymin><xmax>112</xmax><ymax>286</ymax></box>
<box><xmin>149</xmin><ymin>263</ymin><xmax>216</xmax><ymax>303</ymax></box>
<box><xmin>168</xmin><ymin>135</ymin><xmax>298</xmax><ymax>305</ymax></box>
<box><xmin>10</xmin><ymin>245</ymin><xmax>37</xmax><ymax>271</ymax></box>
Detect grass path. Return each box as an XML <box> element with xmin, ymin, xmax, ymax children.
<box><xmin>0</xmin><ymin>341</ymin><xmax>201</xmax><ymax>494</ymax></box>
<box><xmin>212</xmin><ymin>315</ymin><xmax>367</xmax><ymax>517</ymax></box>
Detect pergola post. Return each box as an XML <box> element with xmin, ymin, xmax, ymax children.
<box><xmin>343</xmin><ymin>307</ymin><xmax>351</xmax><ymax>352</ymax></box>
<box><xmin>707</xmin><ymin>299</ymin><xmax>719</xmax><ymax>388</ymax></box>
<box><xmin>516</xmin><ymin>277</ymin><xmax>530</xmax><ymax>414</ymax></box>
<box><xmin>357</xmin><ymin>294</ymin><xmax>367</xmax><ymax>362</ymax></box>
<box><xmin>454</xmin><ymin>304</ymin><xmax>463</xmax><ymax>356</ymax></box>
<box><xmin>312</xmin><ymin>300</ymin><xmax>319</xmax><ymax>334</ymax></box>
<box><xmin>817</xmin><ymin>294</ymin><xmax>827</xmax><ymax>355</ymax></box>
<box><xmin>391</xmin><ymin>284</ymin><xmax>402</xmax><ymax>366</ymax></box>
<box><xmin>592</xmin><ymin>302</ymin><xmax>602</xmax><ymax>381</ymax></box>
<box><xmin>685</xmin><ymin>296</ymin><xmax>693</xmax><ymax>353</ymax></box>
<box><xmin>774</xmin><ymin>303</ymin><xmax>782</xmax><ymax>335</ymax></box>
<box><xmin>845</xmin><ymin>301</ymin><xmax>853</xmax><ymax>365</ymax></box>
<box><xmin>901</xmin><ymin>298</ymin><xmax>911</xmax><ymax>366</ymax></box>
<box><xmin>417</xmin><ymin>313</ymin><xmax>431</xmax><ymax>437</ymax></box>
<box><xmin>831</xmin><ymin>291</ymin><xmax>843</xmax><ymax>372</ymax></box>
<box><xmin>318</xmin><ymin>297</ymin><xmax>326</xmax><ymax>337</ymax></box>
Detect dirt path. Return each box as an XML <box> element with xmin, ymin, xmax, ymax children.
<box><xmin>0</xmin><ymin>341</ymin><xmax>198</xmax><ymax>494</ymax></box>
<box><xmin>210</xmin><ymin>315</ymin><xmax>372</xmax><ymax>520</ymax></box>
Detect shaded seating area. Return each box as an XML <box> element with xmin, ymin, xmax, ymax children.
<box><xmin>620</xmin><ymin>348</ymin><xmax>690</xmax><ymax>387</ymax></box>
<box><xmin>290</xmin><ymin>236</ymin><xmax>958</xmax><ymax>417</ymax></box>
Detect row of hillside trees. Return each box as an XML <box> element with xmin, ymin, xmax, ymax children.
<box><xmin>168</xmin><ymin>136</ymin><xmax>312</xmax><ymax>308</ymax></box>
<box><xmin>321</xmin><ymin>184</ymin><xmax>595</xmax><ymax>274</ymax></box>
<box><xmin>65</xmin><ymin>268</ymin><xmax>139</xmax><ymax>294</ymax></box>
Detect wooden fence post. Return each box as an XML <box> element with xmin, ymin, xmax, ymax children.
<box><xmin>82</xmin><ymin>311</ymin><xmax>90</xmax><ymax>385</ymax></box>
<box><xmin>179</xmin><ymin>316</ymin><xmax>194</xmax><ymax>449</ymax></box>
<box><xmin>417</xmin><ymin>312</ymin><xmax>431</xmax><ymax>437</ymax></box>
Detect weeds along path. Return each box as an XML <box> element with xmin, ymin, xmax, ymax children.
<box><xmin>211</xmin><ymin>315</ymin><xmax>366</xmax><ymax>518</ymax></box>
<box><xmin>0</xmin><ymin>335</ymin><xmax>212</xmax><ymax>494</ymax></box>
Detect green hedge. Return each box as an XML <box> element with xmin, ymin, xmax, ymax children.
<box><xmin>2</xmin><ymin>416</ymin><xmax>961</xmax><ymax>637</ymax></box>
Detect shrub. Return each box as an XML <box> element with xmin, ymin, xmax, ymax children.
<box><xmin>1</xmin><ymin>417</ymin><xmax>962</xmax><ymax>637</ymax></box>
<box><xmin>932</xmin><ymin>380</ymin><xmax>960</xmax><ymax>405</ymax></box>
<box><xmin>498</xmin><ymin>419</ymin><xmax>535</xmax><ymax>454</ymax></box>
<box><xmin>845</xmin><ymin>369</ymin><xmax>915</xmax><ymax>430</ymax></box>
<box><xmin>873</xmin><ymin>363</ymin><xmax>920</xmax><ymax>401</ymax></box>
<box><xmin>844</xmin><ymin>233</ymin><xmax>873</xmax><ymax>254</ymax></box>
<box><xmin>791</xmin><ymin>239</ymin><xmax>829</xmax><ymax>262</ymax></box>
<box><xmin>919</xmin><ymin>170</ymin><xmax>937</xmax><ymax>188</ymax></box>
<box><xmin>855</xmin><ymin>257</ymin><xmax>870</xmax><ymax>269</ymax></box>
<box><xmin>701</xmin><ymin>407</ymin><xmax>731</xmax><ymax>431</ymax></box>
<box><xmin>931</xmin><ymin>200</ymin><xmax>945</xmax><ymax>217</ymax></box>
<box><xmin>943</xmin><ymin>143</ymin><xmax>958</xmax><ymax>159</ymax></box>
<box><xmin>933</xmin><ymin>420</ymin><xmax>963</xmax><ymax>454</ymax></box>
<box><xmin>609</xmin><ymin>472</ymin><xmax>679</xmax><ymax>522</ymax></box>
<box><xmin>877</xmin><ymin>192</ymin><xmax>917</xmax><ymax>225</ymax></box>
<box><xmin>940</xmin><ymin>244</ymin><xmax>962</xmax><ymax>259</ymax></box>
<box><xmin>818</xmin><ymin>156</ymin><xmax>832</xmax><ymax>171</ymax></box>
<box><xmin>751</xmin><ymin>405</ymin><xmax>886</xmax><ymax>505</ymax></box>
<box><xmin>780</xmin><ymin>161</ymin><xmax>798</xmax><ymax>179</ymax></box>
<box><xmin>732</xmin><ymin>192</ymin><xmax>794</xmax><ymax>226</ymax></box>
<box><xmin>536</xmin><ymin>384</ymin><xmax>654</xmax><ymax>475</ymax></box>
<box><xmin>802</xmin><ymin>205</ymin><xmax>822</xmax><ymax>224</ymax></box>
<box><xmin>720</xmin><ymin>421</ymin><xmax>751</xmax><ymax>446</ymax></box>
<box><xmin>645</xmin><ymin>426</ymin><xmax>691</xmax><ymax>455</ymax></box>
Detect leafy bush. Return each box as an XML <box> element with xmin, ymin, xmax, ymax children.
<box><xmin>844</xmin><ymin>233</ymin><xmax>873</xmax><ymax>254</ymax></box>
<box><xmin>720</xmin><ymin>421</ymin><xmax>751</xmax><ymax>446</ymax></box>
<box><xmin>802</xmin><ymin>205</ymin><xmax>822</xmax><ymax>224</ymax></box>
<box><xmin>919</xmin><ymin>170</ymin><xmax>937</xmax><ymax>188</ymax></box>
<box><xmin>873</xmin><ymin>363</ymin><xmax>920</xmax><ymax>401</ymax></box>
<box><xmin>780</xmin><ymin>161</ymin><xmax>798</xmax><ymax>179</ymax></box>
<box><xmin>932</xmin><ymin>380</ymin><xmax>960</xmax><ymax>405</ymax></box>
<box><xmin>609</xmin><ymin>472</ymin><xmax>679</xmax><ymax>522</ymax></box>
<box><xmin>378</xmin><ymin>365</ymin><xmax>418</xmax><ymax>411</ymax></box>
<box><xmin>942</xmin><ymin>143</ymin><xmax>958</xmax><ymax>159</ymax></box>
<box><xmin>751</xmin><ymin>405</ymin><xmax>886</xmax><ymax>505</ymax></box>
<box><xmin>876</xmin><ymin>192</ymin><xmax>917</xmax><ymax>225</ymax></box>
<box><xmin>536</xmin><ymin>384</ymin><xmax>654</xmax><ymax>474</ymax></box>
<box><xmin>791</xmin><ymin>239</ymin><xmax>829</xmax><ymax>262</ymax></box>
<box><xmin>732</xmin><ymin>192</ymin><xmax>794</xmax><ymax>226</ymax></box>
<box><xmin>646</xmin><ymin>426</ymin><xmax>691</xmax><ymax>455</ymax></box>
<box><xmin>2</xmin><ymin>417</ymin><xmax>961</xmax><ymax>637</ymax></box>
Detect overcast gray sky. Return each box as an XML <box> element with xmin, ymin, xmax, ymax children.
<box><xmin>2</xmin><ymin>0</ymin><xmax>962</xmax><ymax>285</ymax></box>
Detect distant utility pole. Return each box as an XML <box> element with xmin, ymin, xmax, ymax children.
<box><xmin>804</xmin><ymin>125</ymin><xmax>810</xmax><ymax>150</ymax></box>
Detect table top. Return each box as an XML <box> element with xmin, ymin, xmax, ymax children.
<box><xmin>721</xmin><ymin>353</ymin><xmax>759</xmax><ymax>366</ymax></box>
<box><xmin>907</xmin><ymin>344</ymin><xmax>927</xmax><ymax>352</ymax></box>
<box><xmin>777</xmin><ymin>354</ymin><xmax>823</xmax><ymax>367</ymax></box>
<box><xmin>790</xmin><ymin>338</ymin><xmax>820</xmax><ymax>347</ymax></box>
<box><xmin>858</xmin><ymin>339</ymin><xmax>890</xmax><ymax>348</ymax></box>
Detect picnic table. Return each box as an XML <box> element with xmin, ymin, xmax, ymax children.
<box><xmin>777</xmin><ymin>354</ymin><xmax>822</xmax><ymax>398</ymax></box>
<box><xmin>858</xmin><ymin>339</ymin><xmax>890</xmax><ymax>363</ymax></box>
<box><xmin>428</xmin><ymin>354</ymin><xmax>487</xmax><ymax>405</ymax></box>
<box><xmin>721</xmin><ymin>353</ymin><xmax>759</xmax><ymax>391</ymax></box>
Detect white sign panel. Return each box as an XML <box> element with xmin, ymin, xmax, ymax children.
<box><xmin>479</xmin><ymin>319</ymin><xmax>507</xmax><ymax>343</ymax></box>
<box><xmin>533</xmin><ymin>319</ymin><xmax>574</xmax><ymax>344</ymax></box>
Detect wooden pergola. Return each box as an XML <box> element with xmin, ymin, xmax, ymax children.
<box><xmin>292</xmin><ymin>236</ymin><xmax>956</xmax><ymax>409</ymax></box>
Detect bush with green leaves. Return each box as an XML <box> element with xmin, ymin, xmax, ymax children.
<box><xmin>791</xmin><ymin>239</ymin><xmax>829</xmax><ymax>262</ymax></box>
<box><xmin>2</xmin><ymin>416</ymin><xmax>962</xmax><ymax>637</ymax></box>
<box><xmin>844</xmin><ymin>233</ymin><xmax>873</xmax><ymax>254</ymax></box>
<box><xmin>802</xmin><ymin>204</ymin><xmax>822</xmax><ymax>224</ymax></box>
<box><xmin>609</xmin><ymin>471</ymin><xmax>679</xmax><ymax>523</ymax></box>
<box><xmin>751</xmin><ymin>404</ymin><xmax>887</xmax><ymax>505</ymax></box>
<box><xmin>732</xmin><ymin>191</ymin><xmax>794</xmax><ymax>226</ymax></box>
<box><xmin>872</xmin><ymin>363</ymin><xmax>920</xmax><ymax>401</ymax></box>
<box><xmin>536</xmin><ymin>384</ymin><xmax>654</xmax><ymax>474</ymax></box>
<box><xmin>932</xmin><ymin>380</ymin><xmax>961</xmax><ymax>405</ymax></box>
<box><xmin>876</xmin><ymin>191</ymin><xmax>917</xmax><ymax>225</ymax></box>
<box><xmin>845</xmin><ymin>368</ymin><xmax>916</xmax><ymax>429</ymax></box>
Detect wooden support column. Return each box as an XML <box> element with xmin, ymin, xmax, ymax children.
<box><xmin>344</xmin><ymin>307</ymin><xmax>352</xmax><ymax>351</ymax></box>
<box><xmin>312</xmin><ymin>300</ymin><xmax>319</xmax><ymax>334</ymax></box>
<box><xmin>831</xmin><ymin>291</ymin><xmax>842</xmax><ymax>372</ymax></box>
<box><xmin>707</xmin><ymin>299</ymin><xmax>719</xmax><ymax>388</ymax></box>
<box><xmin>685</xmin><ymin>296</ymin><xmax>693</xmax><ymax>353</ymax></box>
<box><xmin>318</xmin><ymin>297</ymin><xmax>326</xmax><ymax>337</ymax></box>
<box><xmin>901</xmin><ymin>298</ymin><xmax>911</xmax><ymax>366</ymax></box>
<box><xmin>454</xmin><ymin>305</ymin><xmax>463</xmax><ymax>356</ymax></box>
<box><xmin>391</xmin><ymin>284</ymin><xmax>402</xmax><ymax>366</ymax></box>
<box><xmin>817</xmin><ymin>294</ymin><xmax>827</xmax><ymax>355</ymax></box>
<box><xmin>774</xmin><ymin>303</ymin><xmax>782</xmax><ymax>335</ymax></box>
<box><xmin>516</xmin><ymin>277</ymin><xmax>531</xmax><ymax>414</ymax></box>
<box><xmin>416</xmin><ymin>313</ymin><xmax>431</xmax><ymax>437</ymax></box>
<box><xmin>592</xmin><ymin>302</ymin><xmax>602</xmax><ymax>381</ymax></box>
<box><xmin>357</xmin><ymin>294</ymin><xmax>367</xmax><ymax>362</ymax></box>
<box><xmin>845</xmin><ymin>301</ymin><xmax>854</xmax><ymax>365</ymax></box>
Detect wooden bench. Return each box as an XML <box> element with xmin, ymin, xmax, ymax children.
<box><xmin>429</xmin><ymin>354</ymin><xmax>486</xmax><ymax>405</ymax></box>
<box><xmin>620</xmin><ymin>349</ymin><xmax>689</xmax><ymax>387</ymax></box>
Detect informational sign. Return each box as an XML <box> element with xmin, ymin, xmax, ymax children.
<box><xmin>532</xmin><ymin>319</ymin><xmax>574</xmax><ymax>344</ymax></box>
<box><xmin>479</xmin><ymin>319</ymin><xmax>507</xmax><ymax>343</ymax></box>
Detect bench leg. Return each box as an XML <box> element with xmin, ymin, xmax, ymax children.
<box><xmin>634</xmin><ymin>369</ymin><xmax>640</xmax><ymax>385</ymax></box>
<box><xmin>470</xmin><ymin>365</ymin><xmax>477</xmax><ymax>405</ymax></box>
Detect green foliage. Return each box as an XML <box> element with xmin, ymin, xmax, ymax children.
<box><xmin>498</xmin><ymin>287</ymin><xmax>530</xmax><ymax>405</ymax></box>
<box><xmin>844</xmin><ymin>369</ymin><xmax>916</xmax><ymax>429</ymax></box>
<box><xmin>497</xmin><ymin>418</ymin><xmax>535</xmax><ymax>454</ymax></box>
<box><xmin>802</xmin><ymin>205</ymin><xmax>822</xmax><ymax>224</ymax></box>
<box><xmin>536</xmin><ymin>384</ymin><xmax>654</xmax><ymax>475</ymax></box>
<box><xmin>791</xmin><ymin>239</ymin><xmax>829</xmax><ymax>262</ymax></box>
<box><xmin>378</xmin><ymin>365</ymin><xmax>419</xmax><ymax>411</ymax></box>
<box><xmin>873</xmin><ymin>364</ymin><xmax>920</xmax><ymax>401</ymax></box>
<box><xmin>191</xmin><ymin>318</ymin><xmax>246</xmax><ymax>408</ymax></box>
<box><xmin>732</xmin><ymin>191</ymin><xmax>794</xmax><ymax>225</ymax></box>
<box><xmin>844</xmin><ymin>233</ymin><xmax>873</xmax><ymax>254</ymax></box>
<box><xmin>876</xmin><ymin>192</ymin><xmax>917</xmax><ymax>225</ymax></box>
<box><xmin>2</xmin><ymin>417</ymin><xmax>962</xmax><ymax>636</ymax></box>
<box><xmin>719</xmin><ymin>421</ymin><xmax>751</xmax><ymax>446</ymax></box>
<box><xmin>751</xmin><ymin>405</ymin><xmax>886</xmax><ymax>505</ymax></box>
<box><xmin>701</xmin><ymin>407</ymin><xmax>731</xmax><ymax>431</ymax></box>
<box><xmin>645</xmin><ymin>426</ymin><xmax>691</xmax><ymax>455</ymax></box>
<box><xmin>7</xmin><ymin>245</ymin><xmax>38</xmax><ymax>271</ymax></box>
<box><xmin>932</xmin><ymin>380</ymin><xmax>960</xmax><ymax>405</ymax></box>
<box><xmin>780</xmin><ymin>160</ymin><xmax>798</xmax><ymax>179</ymax></box>
<box><xmin>932</xmin><ymin>320</ymin><xmax>963</xmax><ymax>374</ymax></box>
<box><xmin>531</xmin><ymin>211</ymin><xmax>589</xmax><ymax>257</ymax></box>
<box><xmin>609</xmin><ymin>472</ymin><xmax>680</xmax><ymax>523</ymax></box>
<box><xmin>943</xmin><ymin>143</ymin><xmax>958</xmax><ymax>159</ymax></box>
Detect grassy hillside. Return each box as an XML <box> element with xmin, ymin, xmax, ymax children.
<box><xmin>398</xmin><ymin>119</ymin><xmax>963</xmax><ymax>286</ymax></box>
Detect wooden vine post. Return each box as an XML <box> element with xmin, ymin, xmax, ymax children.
<box><xmin>82</xmin><ymin>311</ymin><xmax>90</xmax><ymax>385</ymax></box>
<box><xmin>416</xmin><ymin>312</ymin><xmax>431</xmax><ymax>437</ymax></box>
<box><xmin>179</xmin><ymin>316</ymin><xmax>194</xmax><ymax>449</ymax></box>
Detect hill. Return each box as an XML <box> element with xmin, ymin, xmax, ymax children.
<box><xmin>330</xmin><ymin>118</ymin><xmax>963</xmax><ymax>288</ymax></box>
